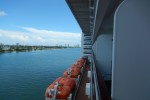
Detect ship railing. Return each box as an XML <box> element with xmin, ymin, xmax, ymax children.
<box><xmin>89</xmin><ymin>53</ymin><xmax>111</xmax><ymax>100</ymax></box>
<box><xmin>90</xmin><ymin>54</ymin><xmax>101</xmax><ymax>100</ymax></box>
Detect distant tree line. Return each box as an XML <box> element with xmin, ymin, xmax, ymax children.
<box><xmin>0</xmin><ymin>43</ymin><xmax>80</xmax><ymax>52</ymax></box>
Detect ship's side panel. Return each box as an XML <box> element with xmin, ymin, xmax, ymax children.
<box><xmin>93</xmin><ymin>33</ymin><xmax>112</xmax><ymax>80</ymax></box>
<box><xmin>92</xmin><ymin>1</ymin><xmax>114</xmax><ymax>81</ymax></box>
<box><xmin>112</xmin><ymin>0</ymin><xmax>150</xmax><ymax>100</ymax></box>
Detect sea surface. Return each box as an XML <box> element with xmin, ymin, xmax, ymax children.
<box><xmin>0</xmin><ymin>48</ymin><xmax>81</xmax><ymax>100</ymax></box>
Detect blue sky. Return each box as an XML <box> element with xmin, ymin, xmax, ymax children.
<box><xmin>0</xmin><ymin>0</ymin><xmax>81</xmax><ymax>46</ymax></box>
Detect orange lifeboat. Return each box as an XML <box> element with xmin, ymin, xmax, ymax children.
<box><xmin>71</xmin><ymin>64</ymin><xmax>82</xmax><ymax>69</ymax></box>
<box><xmin>45</xmin><ymin>77</ymin><xmax>75</xmax><ymax>99</ymax></box>
<box><xmin>78</xmin><ymin>57</ymin><xmax>86</xmax><ymax>64</ymax></box>
<box><xmin>79</xmin><ymin>58</ymin><xmax>86</xmax><ymax>63</ymax></box>
<box><xmin>63</xmin><ymin>67</ymin><xmax>81</xmax><ymax>78</ymax></box>
<box><xmin>76</xmin><ymin>60</ymin><xmax>84</xmax><ymax>68</ymax></box>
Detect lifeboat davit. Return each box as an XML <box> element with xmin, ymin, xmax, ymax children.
<box><xmin>63</xmin><ymin>67</ymin><xmax>81</xmax><ymax>78</ymax></box>
<box><xmin>45</xmin><ymin>77</ymin><xmax>75</xmax><ymax>100</ymax></box>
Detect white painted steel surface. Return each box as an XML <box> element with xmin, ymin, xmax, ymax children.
<box><xmin>112</xmin><ymin>0</ymin><xmax>150</xmax><ymax>100</ymax></box>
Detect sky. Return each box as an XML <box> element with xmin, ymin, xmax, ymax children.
<box><xmin>0</xmin><ymin>0</ymin><xmax>81</xmax><ymax>46</ymax></box>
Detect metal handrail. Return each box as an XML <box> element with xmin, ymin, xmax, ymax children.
<box><xmin>90</xmin><ymin>53</ymin><xmax>111</xmax><ymax>100</ymax></box>
<box><xmin>90</xmin><ymin>53</ymin><xmax>101</xmax><ymax>100</ymax></box>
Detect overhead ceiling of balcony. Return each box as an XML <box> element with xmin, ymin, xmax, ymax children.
<box><xmin>66</xmin><ymin>0</ymin><xmax>90</xmax><ymax>34</ymax></box>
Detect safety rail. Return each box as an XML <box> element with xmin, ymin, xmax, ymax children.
<box><xmin>89</xmin><ymin>54</ymin><xmax>111</xmax><ymax>100</ymax></box>
<box><xmin>90</xmin><ymin>54</ymin><xmax>101</xmax><ymax>100</ymax></box>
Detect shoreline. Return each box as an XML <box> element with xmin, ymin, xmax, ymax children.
<box><xmin>0</xmin><ymin>45</ymin><xmax>80</xmax><ymax>53</ymax></box>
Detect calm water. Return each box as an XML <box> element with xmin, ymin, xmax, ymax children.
<box><xmin>0</xmin><ymin>48</ymin><xmax>81</xmax><ymax>100</ymax></box>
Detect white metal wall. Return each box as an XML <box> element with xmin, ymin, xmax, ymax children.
<box><xmin>93</xmin><ymin>32</ymin><xmax>112</xmax><ymax>80</ymax></box>
<box><xmin>112</xmin><ymin>0</ymin><xmax>150</xmax><ymax>100</ymax></box>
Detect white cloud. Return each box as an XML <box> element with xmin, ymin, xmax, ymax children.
<box><xmin>35</xmin><ymin>36</ymin><xmax>46</xmax><ymax>43</ymax></box>
<box><xmin>21</xmin><ymin>27</ymin><xmax>80</xmax><ymax>40</ymax></box>
<box><xmin>0</xmin><ymin>11</ymin><xmax>7</xmax><ymax>16</ymax></box>
<box><xmin>0</xmin><ymin>27</ymin><xmax>81</xmax><ymax>46</ymax></box>
<box><xmin>0</xmin><ymin>29</ymin><xmax>29</xmax><ymax>41</ymax></box>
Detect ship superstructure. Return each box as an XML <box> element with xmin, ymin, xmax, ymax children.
<box><xmin>65</xmin><ymin>0</ymin><xmax>150</xmax><ymax>100</ymax></box>
<box><xmin>45</xmin><ymin>0</ymin><xmax>150</xmax><ymax>100</ymax></box>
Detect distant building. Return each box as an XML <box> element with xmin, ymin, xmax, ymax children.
<box><xmin>0</xmin><ymin>45</ymin><xmax>10</xmax><ymax>51</ymax></box>
<box><xmin>16</xmin><ymin>43</ymin><xmax>19</xmax><ymax>46</ymax></box>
